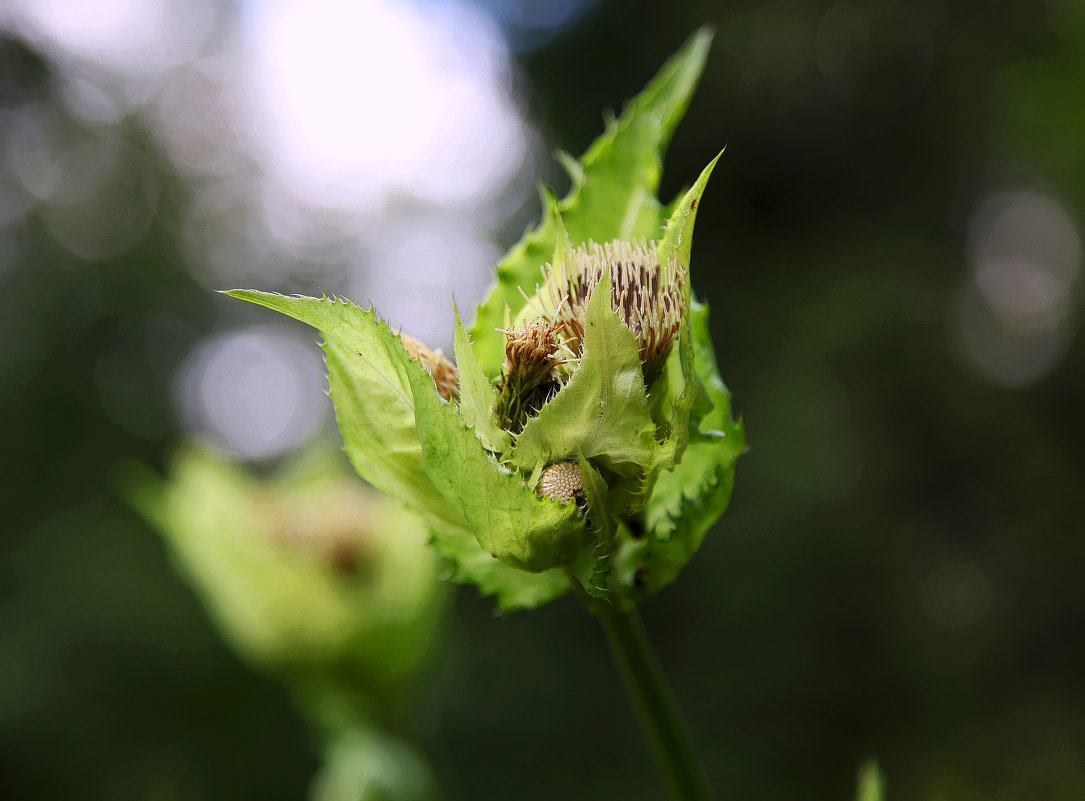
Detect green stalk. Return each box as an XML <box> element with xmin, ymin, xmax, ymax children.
<box><xmin>594</xmin><ymin>605</ymin><xmax>714</xmax><ymax>801</ymax></box>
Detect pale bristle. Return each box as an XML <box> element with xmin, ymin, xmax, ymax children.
<box><xmin>540</xmin><ymin>238</ymin><xmax>685</xmax><ymax>381</ymax></box>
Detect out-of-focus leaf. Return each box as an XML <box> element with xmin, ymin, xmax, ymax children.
<box><xmin>854</xmin><ymin>760</ymin><xmax>886</xmax><ymax>801</ymax></box>
<box><xmin>311</xmin><ymin>726</ymin><xmax>442</xmax><ymax>801</ymax></box>
<box><xmin>121</xmin><ymin>446</ymin><xmax>447</xmax><ymax>698</ymax></box>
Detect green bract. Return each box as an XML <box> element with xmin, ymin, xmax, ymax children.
<box><xmin>224</xmin><ymin>29</ymin><xmax>744</xmax><ymax>612</ymax></box>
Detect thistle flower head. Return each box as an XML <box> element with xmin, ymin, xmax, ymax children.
<box><xmin>540</xmin><ymin>239</ymin><xmax>686</xmax><ymax>383</ymax></box>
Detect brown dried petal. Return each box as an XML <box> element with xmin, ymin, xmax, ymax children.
<box><xmin>401</xmin><ymin>333</ymin><xmax>459</xmax><ymax>401</ymax></box>
<box><xmin>493</xmin><ymin>318</ymin><xmax>567</xmax><ymax>434</ymax></box>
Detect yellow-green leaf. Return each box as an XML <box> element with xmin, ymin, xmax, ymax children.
<box><xmin>452</xmin><ymin>303</ymin><xmax>510</xmax><ymax>455</ymax></box>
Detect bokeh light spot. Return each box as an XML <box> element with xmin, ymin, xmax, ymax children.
<box><xmin>955</xmin><ymin>190</ymin><xmax>1082</xmax><ymax>387</ymax></box>
<box><xmin>176</xmin><ymin>326</ymin><xmax>329</xmax><ymax>461</ymax></box>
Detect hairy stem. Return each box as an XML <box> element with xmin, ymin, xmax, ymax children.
<box><xmin>594</xmin><ymin>605</ymin><xmax>714</xmax><ymax>801</ymax></box>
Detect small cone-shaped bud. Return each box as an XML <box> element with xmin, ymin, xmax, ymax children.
<box><xmin>401</xmin><ymin>333</ymin><xmax>459</xmax><ymax>401</ymax></box>
<box><xmin>541</xmin><ymin>239</ymin><xmax>685</xmax><ymax>383</ymax></box>
<box><xmin>538</xmin><ymin>460</ymin><xmax>583</xmax><ymax>504</ymax></box>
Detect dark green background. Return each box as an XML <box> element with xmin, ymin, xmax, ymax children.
<box><xmin>4</xmin><ymin>1</ymin><xmax>1085</xmax><ymax>799</ymax></box>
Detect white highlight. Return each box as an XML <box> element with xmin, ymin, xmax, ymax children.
<box><xmin>956</xmin><ymin>190</ymin><xmax>1082</xmax><ymax>387</ymax></box>
<box><xmin>351</xmin><ymin>210</ymin><xmax>500</xmax><ymax>350</ymax></box>
<box><xmin>245</xmin><ymin>0</ymin><xmax>527</xmax><ymax>212</ymax></box>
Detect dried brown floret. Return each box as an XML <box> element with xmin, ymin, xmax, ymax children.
<box><xmin>493</xmin><ymin>317</ymin><xmax>568</xmax><ymax>435</ymax></box>
<box><xmin>401</xmin><ymin>333</ymin><xmax>459</xmax><ymax>402</ymax></box>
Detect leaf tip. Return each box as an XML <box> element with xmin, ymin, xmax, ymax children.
<box><xmin>679</xmin><ymin>25</ymin><xmax>715</xmax><ymax>69</ymax></box>
<box><xmin>691</xmin><ymin>24</ymin><xmax>716</xmax><ymax>48</ymax></box>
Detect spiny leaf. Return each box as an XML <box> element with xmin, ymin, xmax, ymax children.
<box><xmin>569</xmin><ymin>28</ymin><xmax>713</xmax><ymax>244</ymax></box>
<box><xmin>644</xmin><ymin>312</ymin><xmax>699</xmax><ymax>482</ymax></box>
<box><xmin>452</xmin><ymin>303</ymin><xmax>510</xmax><ymax>456</ymax></box>
<box><xmin>578</xmin><ymin>451</ymin><xmax>614</xmax><ymax>598</ymax></box>
<box><xmin>643</xmin><ymin>152</ymin><xmax>720</xmax><ymax>459</ymax></box>
<box><xmin>222</xmin><ymin>290</ymin><xmax>571</xmax><ymax>611</ymax></box>
<box><xmin>623</xmin><ymin>301</ymin><xmax>745</xmax><ymax>599</ymax></box>
<box><xmin>642</xmin><ymin>301</ymin><xmax>744</xmax><ymax>540</ymax></box>
<box><xmin>657</xmin><ymin>152</ymin><xmax>722</xmax><ymax>302</ymax></box>
<box><xmin>426</xmin><ymin>521</ymin><xmax>570</xmax><ymax>612</ymax></box>
<box><xmin>222</xmin><ymin>291</ymin><xmax>439</xmax><ymax>512</ymax></box>
<box><xmin>469</xmin><ymin>28</ymin><xmax>714</xmax><ymax>370</ymax></box>
<box><xmin>406</xmin><ymin>350</ymin><xmax>587</xmax><ymax>574</ymax></box>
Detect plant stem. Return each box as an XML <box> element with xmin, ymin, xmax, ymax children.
<box><xmin>594</xmin><ymin>605</ymin><xmax>714</xmax><ymax>801</ymax></box>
